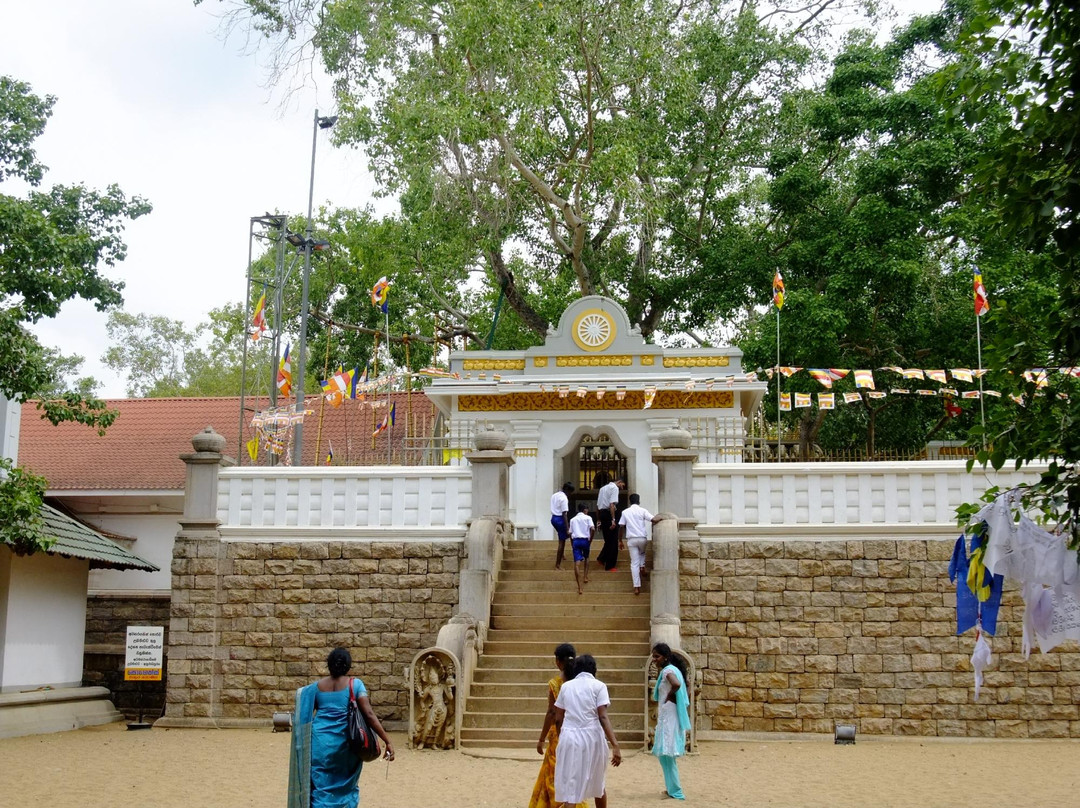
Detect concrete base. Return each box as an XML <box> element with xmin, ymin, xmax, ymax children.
<box><xmin>0</xmin><ymin>686</ymin><xmax>123</xmax><ymax>739</ymax></box>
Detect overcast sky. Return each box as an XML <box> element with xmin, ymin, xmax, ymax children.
<box><xmin>4</xmin><ymin>0</ymin><xmax>382</xmax><ymax>397</ymax></box>
<box><xmin>5</xmin><ymin>0</ymin><xmax>940</xmax><ymax>399</ymax></box>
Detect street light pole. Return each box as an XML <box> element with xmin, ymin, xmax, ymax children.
<box><xmin>293</xmin><ymin>109</ymin><xmax>336</xmax><ymax>464</ymax></box>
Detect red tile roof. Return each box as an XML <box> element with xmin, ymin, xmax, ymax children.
<box><xmin>18</xmin><ymin>392</ymin><xmax>439</xmax><ymax>491</ymax></box>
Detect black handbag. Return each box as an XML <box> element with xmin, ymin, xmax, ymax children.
<box><xmin>346</xmin><ymin>678</ymin><xmax>383</xmax><ymax>762</ymax></box>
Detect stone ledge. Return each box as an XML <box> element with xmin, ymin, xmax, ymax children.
<box><xmin>0</xmin><ymin>686</ymin><xmax>122</xmax><ymax>739</ymax></box>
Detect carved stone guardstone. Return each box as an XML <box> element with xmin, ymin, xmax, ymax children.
<box><xmin>409</xmin><ymin>648</ymin><xmax>461</xmax><ymax>750</ymax></box>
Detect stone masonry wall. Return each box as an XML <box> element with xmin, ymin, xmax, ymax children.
<box><xmin>164</xmin><ymin>537</ymin><xmax>462</xmax><ymax>725</ymax></box>
<box><xmin>83</xmin><ymin>593</ymin><xmax>171</xmax><ymax>720</ymax></box>
<box><xmin>680</xmin><ymin>538</ymin><xmax>1080</xmax><ymax>738</ymax></box>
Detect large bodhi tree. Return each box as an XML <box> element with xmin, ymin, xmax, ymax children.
<box><xmin>0</xmin><ymin>76</ymin><xmax>150</xmax><ymax>554</ymax></box>
<box><xmin>205</xmin><ymin>0</ymin><xmax>865</xmax><ymax>340</ymax></box>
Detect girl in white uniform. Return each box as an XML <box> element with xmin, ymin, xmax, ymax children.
<box><xmin>553</xmin><ymin>655</ymin><xmax>622</xmax><ymax>807</ymax></box>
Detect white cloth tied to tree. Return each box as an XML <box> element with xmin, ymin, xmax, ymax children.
<box><xmin>974</xmin><ymin>494</ymin><xmax>1080</xmax><ymax>658</ymax></box>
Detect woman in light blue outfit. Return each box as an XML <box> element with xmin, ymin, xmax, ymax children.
<box><xmin>288</xmin><ymin>648</ymin><xmax>395</xmax><ymax>808</ymax></box>
<box><xmin>650</xmin><ymin>643</ymin><xmax>691</xmax><ymax>800</ymax></box>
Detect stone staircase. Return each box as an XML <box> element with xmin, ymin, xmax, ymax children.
<box><xmin>459</xmin><ymin>540</ymin><xmax>651</xmax><ymax>749</ymax></box>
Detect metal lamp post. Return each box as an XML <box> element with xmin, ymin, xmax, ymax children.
<box><xmin>292</xmin><ymin>110</ymin><xmax>337</xmax><ymax>464</ymax></box>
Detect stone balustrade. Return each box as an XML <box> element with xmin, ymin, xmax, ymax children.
<box><xmin>692</xmin><ymin>461</ymin><xmax>1043</xmax><ymax>538</ymax></box>
<box><xmin>215</xmin><ymin>465</ymin><xmax>472</xmax><ymax>540</ymax></box>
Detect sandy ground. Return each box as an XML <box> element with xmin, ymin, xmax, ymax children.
<box><xmin>3</xmin><ymin>723</ymin><xmax>1079</xmax><ymax>807</ymax></box>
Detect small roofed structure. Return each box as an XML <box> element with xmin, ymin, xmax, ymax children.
<box><xmin>0</xmin><ymin>504</ymin><xmax>156</xmax><ymax>738</ymax></box>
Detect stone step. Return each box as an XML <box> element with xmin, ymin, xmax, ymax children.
<box><xmin>493</xmin><ymin>590</ymin><xmax>646</xmax><ymax>604</ymax></box>
<box><xmin>461</xmin><ymin>710</ymin><xmax>644</xmax><ymax>730</ymax></box>
<box><xmin>492</xmin><ymin>602</ymin><xmax>650</xmax><ymax>618</ymax></box>
<box><xmin>489</xmin><ymin>615</ymin><xmax>648</xmax><ymax>632</ymax></box>
<box><xmin>498</xmin><ymin>567</ymin><xmax>642</xmax><ymax>581</ymax></box>
<box><xmin>463</xmin><ymin>695</ymin><xmax>643</xmax><ymax>714</ymax></box>
<box><xmin>484</xmin><ymin>640</ymin><xmax>650</xmax><ymax>656</ymax></box>
<box><xmin>468</xmin><ymin>681</ymin><xmax>644</xmax><ymax>699</ymax></box>
<box><xmin>485</xmin><ymin>629</ymin><xmax>650</xmax><ymax>644</ymax></box>
<box><xmin>495</xmin><ymin>578</ymin><xmax>633</xmax><ymax>593</ymax></box>
<box><xmin>477</xmin><ymin>654</ymin><xmax>647</xmax><ymax>670</ymax></box>
<box><xmin>472</xmin><ymin>667</ymin><xmax>647</xmax><ymax>685</ymax></box>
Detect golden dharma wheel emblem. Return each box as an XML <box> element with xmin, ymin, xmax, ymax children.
<box><xmin>572</xmin><ymin>309</ymin><xmax>616</xmax><ymax>352</ymax></box>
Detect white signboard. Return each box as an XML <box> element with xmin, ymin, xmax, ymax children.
<box><xmin>124</xmin><ymin>625</ymin><xmax>164</xmax><ymax>681</ymax></box>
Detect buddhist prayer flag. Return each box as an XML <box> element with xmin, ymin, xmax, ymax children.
<box><xmin>794</xmin><ymin>392</ymin><xmax>812</xmax><ymax>408</ymax></box>
<box><xmin>778</xmin><ymin>366</ymin><xmax>802</xmax><ymax>377</ymax></box>
<box><xmin>962</xmin><ymin>390</ymin><xmax>981</xmax><ymax>399</ymax></box>
<box><xmin>950</xmin><ymin>368</ymin><xmax>974</xmax><ymax>382</ymax></box>
<box><xmin>974</xmin><ymin>269</ymin><xmax>990</xmax><ymax>317</ymax></box>
<box><xmin>808</xmin><ymin>368</ymin><xmax>849</xmax><ymax>388</ymax></box>
<box><xmin>925</xmin><ymin>369</ymin><xmax>947</xmax><ymax>384</ymax></box>
<box><xmin>868</xmin><ymin>391</ymin><xmax>886</xmax><ymax>399</ymax></box>
<box><xmin>1023</xmin><ymin>369</ymin><xmax>1048</xmax><ymax>388</ymax></box>
<box><xmin>351</xmin><ymin>365</ymin><xmax>367</xmax><ymax>400</ymax></box>
<box><xmin>941</xmin><ymin>387</ymin><xmax>959</xmax><ymax>396</ymax></box>
<box><xmin>373</xmin><ymin>403</ymin><xmax>396</xmax><ymax>436</ymax></box>
<box><xmin>370</xmin><ymin>276</ymin><xmax>391</xmax><ymax>313</ymax></box>
<box><xmin>891</xmin><ymin>388</ymin><xmax>911</xmax><ymax>395</ymax></box>
<box><xmin>843</xmin><ymin>392</ymin><xmax>863</xmax><ymax>404</ymax></box>
<box><xmin>779</xmin><ymin>392</ymin><xmax>792</xmax><ymax>411</ymax></box>
<box><xmin>250</xmin><ymin>287</ymin><xmax>268</xmax><ymax>342</ymax></box>
<box><xmin>643</xmin><ymin>387</ymin><xmax>657</xmax><ymax>409</ymax></box>
<box><xmin>325</xmin><ymin>440</ymin><xmax>334</xmax><ymax>465</ymax></box>
<box><xmin>880</xmin><ymin>366</ymin><xmax>904</xmax><ymax>374</ymax></box>
<box><xmin>246</xmin><ymin>436</ymin><xmax>259</xmax><ymax>462</ymax></box>
<box><xmin>983</xmin><ymin>390</ymin><xmax>1002</xmax><ymax>398</ymax></box>
<box><xmin>276</xmin><ymin>344</ymin><xmax>292</xmax><ymax>398</ymax></box>
<box><xmin>854</xmin><ymin>370</ymin><xmax>875</xmax><ymax>389</ymax></box>
<box><xmin>901</xmin><ymin>369</ymin><xmax>925</xmax><ymax>380</ymax></box>
<box><xmin>916</xmin><ymin>388</ymin><xmax>937</xmax><ymax>396</ymax></box>
<box><xmin>818</xmin><ymin>393</ymin><xmax>835</xmax><ymax>410</ymax></box>
<box><xmin>772</xmin><ymin>270</ymin><xmax>785</xmax><ymax>309</ymax></box>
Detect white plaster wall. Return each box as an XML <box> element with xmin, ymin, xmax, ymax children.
<box><xmin>217</xmin><ymin>466</ymin><xmax>473</xmax><ymax>539</ymax></box>
<box><xmin>85</xmin><ymin>513</ymin><xmax>179</xmax><ymax>594</ymax></box>
<box><xmin>692</xmin><ymin>461</ymin><xmax>1044</xmax><ymax>538</ymax></box>
<box><xmin>0</xmin><ymin>393</ymin><xmax>20</xmax><ymax>464</ymax></box>
<box><xmin>0</xmin><ymin>549</ymin><xmax>89</xmax><ymax>692</ymax></box>
<box><xmin>507</xmin><ymin>411</ymin><xmax>672</xmax><ymax>540</ymax></box>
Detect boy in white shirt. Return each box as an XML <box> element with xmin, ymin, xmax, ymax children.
<box><xmin>569</xmin><ymin>503</ymin><xmax>596</xmax><ymax>595</ymax></box>
<box><xmin>618</xmin><ymin>493</ymin><xmax>664</xmax><ymax>595</ymax></box>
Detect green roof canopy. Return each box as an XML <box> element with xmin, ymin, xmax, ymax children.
<box><xmin>39</xmin><ymin>504</ymin><xmax>158</xmax><ymax>571</ymax></box>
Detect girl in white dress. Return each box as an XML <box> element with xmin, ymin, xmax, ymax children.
<box><xmin>553</xmin><ymin>655</ymin><xmax>622</xmax><ymax>807</ymax></box>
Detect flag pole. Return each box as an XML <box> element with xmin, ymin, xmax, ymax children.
<box><xmin>975</xmin><ymin>305</ymin><xmax>986</xmax><ymax>449</ymax></box>
<box><xmin>776</xmin><ymin>307</ymin><xmax>781</xmax><ymax>462</ymax></box>
<box><xmin>385</xmin><ymin>307</ymin><xmax>393</xmax><ymax>465</ymax></box>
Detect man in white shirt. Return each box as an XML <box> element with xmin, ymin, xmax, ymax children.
<box><xmin>569</xmin><ymin>503</ymin><xmax>596</xmax><ymax>595</ymax></box>
<box><xmin>550</xmin><ymin>482</ymin><xmax>574</xmax><ymax>569</ymax></box>
<box><xmin>618</xmin><ymin>493</ymin><xmax>663</xmax><ymax>595</ymax></box>
<box><xmin>595</xmin><ymin>476</ymin><xmax>625</xmax><ymax>571</ymax></box>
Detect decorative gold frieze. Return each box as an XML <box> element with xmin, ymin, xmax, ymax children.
<box><xmin>663</xmin><ymin>355</ymin><xmax>731</xmax><ymax>368</ymax></box>
<box><xmin>514</xmin><ymin>448</ymin><xmax>539</xmax><ymax>457</ymax></box>
<box><xmin>459</xmin><ymin>390</ymin><xmax>734</xmax><ymax>412</ymax></box>
<box><xmin>640</xmin><ymin>355</ymin><xmax>656</xmax><ymax>366</ymax></box>
<box><xmin>462</xmin><ymin>358</ymin><xmax>526</xmax><ymax>371</ymax></box>
<box><xmin>556</xmin><ymin>355</ymin><xmax>634</xmax><ymax>367</ymax></box>
<box><xmin>532</xmin><ymin>356</ymin><xmax>549</xmax><ymax>368</ymax></box>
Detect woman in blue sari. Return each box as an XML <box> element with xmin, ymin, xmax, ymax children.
<box><xmin>288</xmin><ymin>648</ymin><xmax>395</xmax><ymax>808</ymax></box>
<box><xmin>650</xmin><ymin>643</ymin><xmax>691</xmax><ymax>801</ymax></box>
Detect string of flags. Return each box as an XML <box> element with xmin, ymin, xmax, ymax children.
<box><xmin>248</xmin><ymin>405</ymin><xmax>313</xmax><ymax>461</ymax></box>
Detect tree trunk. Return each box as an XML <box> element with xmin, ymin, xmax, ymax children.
<box><xmin>486</xmin><ymin>248</ymin><xmax>550</xmax><ymax>337</ymax></box>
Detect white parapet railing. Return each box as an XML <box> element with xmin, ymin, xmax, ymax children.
<box><xmin>692</xmin><ymin>460</ymin><xmax>1045</xmax><ymax>539</ymax></box>
<box><xmin>216</xmin><ymin>466</ymin><xmax>472</xmax><ymax>541</ymax></box>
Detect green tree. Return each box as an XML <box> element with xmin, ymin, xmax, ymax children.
<box><xmin>103</xmin><ymin>304</ymin><xmax>272</xmax><ymax>397</ymax></box>
<box><xmin>734</xmin><ymin>5</ymin><xmax>1029</xmax><ymax>456</ymax></box>
<box><xmin>942</xmin><ymin>0</ymin><xmax>1080</xmax><ymax>545</ymax></box>
<box><xmin>0</xmin><ymin>75</ymin><xmax>150</xmax><ymax>554</ymax></box>
<box><xmin>204</xmin><ymin>0</ymin><xmax>867</xmax><ymax>342</ymax></box>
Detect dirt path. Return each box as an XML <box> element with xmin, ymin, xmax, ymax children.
<box><xmin>3</xmin><ymin>723</ymin><xmax>1078</xmax><ymax>807</ymax></box>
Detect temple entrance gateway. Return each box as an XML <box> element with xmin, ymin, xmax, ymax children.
<box><xmin>423</xmin><ymin>296</ymin><xmax>766</xmax><ymax>539</ymax></box>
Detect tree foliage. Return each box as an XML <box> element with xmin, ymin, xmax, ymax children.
<box><xmin>0</xmin><ymin>75</ymin><xmax>150</xmax><ymax>554</ymax></box>
<box><xmin>941</xmin><ymin>0</ymin><xmax>1080</xmax><ymax>545</ymax></box>
<box><xmin>207</xmin><ymin>0</ymin><xmax>868</xmax><ymax>342</ymax></box>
